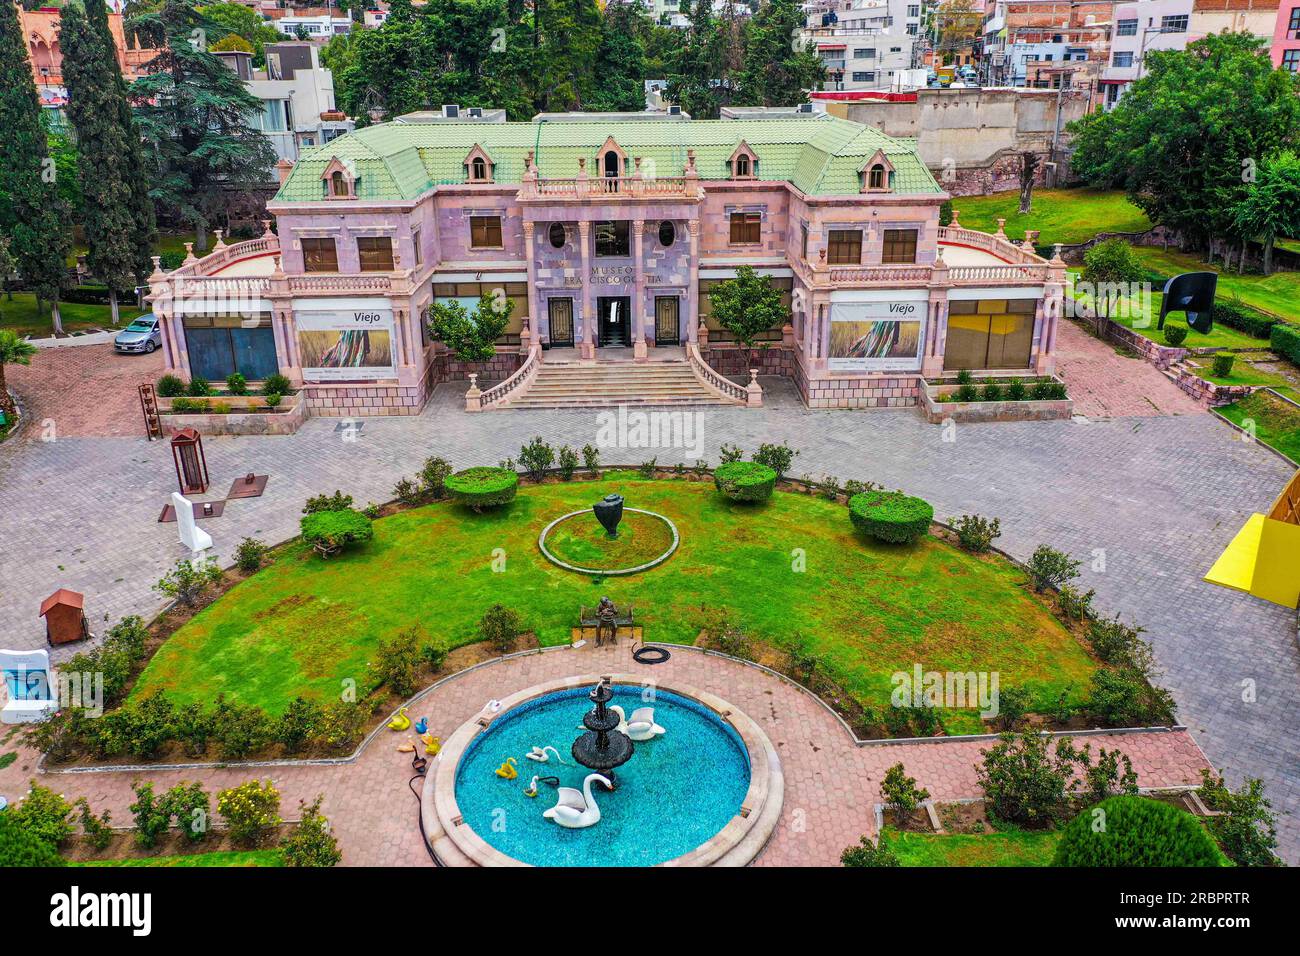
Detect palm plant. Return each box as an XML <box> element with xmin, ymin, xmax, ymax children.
<box><xmin>0</xmin><ymin>329</ymin><xmax>37</xmax><ymax>428</ymax></box>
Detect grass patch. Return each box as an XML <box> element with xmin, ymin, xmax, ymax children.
<box><xmin>0</xmin><ymin>293</ymin><xmax>145</xmax><ymax>338</ymax></box>
<box><xmin>1066</xmin><ymin>269</ymin><xmax>1273</xmax><ymax>351</ymax></box>
<box><xmin>75</xmin><ymin>849</ymin><xmax>283</xmax><ymax>867</ymax></box>
<box><xmin>544</xmin><ymin>510</ymin><xmax>675</xmax><ymax>570</ymax></box>
<box><xmin>1128</xmin><ymin>248</ymin><xmax>1300</xmax><ymax>325</ymax></box>
<box><xmin>952</xmin><ymin>188</ymin><xmax>1151</xmax><ymax>246</ymax></box>
<box><xmin>131</xmin><ymin>476</ymin><xmax>1096</xmax><ymax>734</ymax></box>
<box><xmin>0</xmin><ymin>752</ymin><xmax>16</xmax><ymax>770</ymax></box>
<box><xmin>1218</xmin><ymin>391</ymin><xmax>1300</xmax><ymax>463</ymax></box>
<box><xmin>881</xmin><ymin>825</ymin><xmax>1061</xmax><ymax>866</ymax></box>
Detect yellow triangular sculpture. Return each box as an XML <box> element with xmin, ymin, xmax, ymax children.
<box><xmin>1205</xmin><ymin>471</ymin><xmax>1300</xmax><ymax>609</ymax></box>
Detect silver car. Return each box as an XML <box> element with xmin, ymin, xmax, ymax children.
<box><xmin>114</xmin><ymin>314</ymin><xmax>162</xmax><ymax>354</ymax></box>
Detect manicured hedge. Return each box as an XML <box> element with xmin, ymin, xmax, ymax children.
<box><xmin>848</xmin><ymin>490</ymin><xmax>934</xmax><ymax>545</ymax></box>
<box><xmin>1271</xmin><ymin>322</ymin><xmax>1300</xmax><ymax>367</ymax></box>
<box><xmin>1212</xmin><ymin>301</ymin><xmax>1275</xmax><ymax>340</ymax></box>
<box><xmin>300</xmin><ymin>508</ymin><xmax>374</xmax><ymax>556</ymax></box>
<box><xmin>713</xmin><ymin>461</ymin><xmax>776</xmax><ymax>503</ymax></box>
<box><xmin>1054</xmin><ymin>796</ymin><xmax>1225</xmax><ymax>867</ymax></box>
<box><xmin>444</xmin><ymin>466</ymin><xmax>519</xmax><ymax>511</ymax></box>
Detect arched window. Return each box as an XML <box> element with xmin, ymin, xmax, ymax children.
<box><xmin>330</xmin><ymin>171</ymin><xmax>348</xmax><ymax>197</ymax></box>
<box><xmin>868</xmin><ymin>164</ymin><xmax>886</xmax><ymax>190</ymax></box>
<box><xmin>658</xmin><ymin>220</ymin><xmax>676</xmax><ymax>247</ymax></box>
<box><xmin>471</xmin><ymin>157</ymin><xmax>487</xmax><ymax>181</ymax></box>
<box><xmin>549</xmin><ymin>222</ymin><xmax>567</xmax><ymax>249</ymax></box>
<box><xmin>603</xmin><ymin>151</ymin><xmax>620</xmax><ymax>178</ymax></box>
<box><xmin>735</xmin><ymin>155</ymin><xmax>750</xmax><ymax>178</ymax></box>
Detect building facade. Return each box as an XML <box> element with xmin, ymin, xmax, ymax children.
<box><xmin>1274</xmin><ymin>1</ymin><xmax>1300</xmax><ymax>70</ymax></box>
<box><xmin>148</xmin><ymin>111</ymin><xmax>1064</xmax><ymax>415</ymax></box>
<box><xmin>982</xmin><ymin>0</ymin><xmax>1116</xmax><ymax>87</ymax></box>
<box><xmin>17</xmin><ymin>4</ymin><xmax>156</xmax><ymax>115</ymax></box>
<box><xmin>805</xmin><ymin>0</ymin><xmax>925</xmax><ymax>91</ymax></box>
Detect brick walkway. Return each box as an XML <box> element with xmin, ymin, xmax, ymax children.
<box><xmin>0</xmin><ymin>643</ymin><xmax>1212</xmax><ymax>867</ymax></box>
<box><xmin>7</xmin><ymin>344</ymin><xmax>162</xmax><ymax>438</ymax></box>
<box><xmin>1054</xmin><ymin>318</ymin><xmax>1203</xmax><ymax>419</ymax></box>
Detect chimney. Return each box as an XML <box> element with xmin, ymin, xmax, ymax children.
<box><xmin>276</xmin><ymin>158</ymin><xmax>295</xmax><ymax>187</ymax></box>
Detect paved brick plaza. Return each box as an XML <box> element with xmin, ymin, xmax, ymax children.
<box><xmin>0</xmin><ymin>642</ymin><xmax>1213</xmax><ymax>867</ymax></box>
<box><xmin>1</xmin><ymin>331</ymin><xmax>1296</xmax><ymax>862</ymax></box>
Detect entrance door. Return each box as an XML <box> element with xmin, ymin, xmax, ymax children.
<box><xmin>598</xmin><ymin>296</ymin><xmax>632</xmax><ymax>347</ymax></box>
<box><xmin>655</xmin><ymin>296</ymin><xmax>680</xmax><ymax>346</ymax></box>
<box><xmin>547</xmin><ymin>297</ymin><xmax>574</xmax><ymax>348</ymax></box>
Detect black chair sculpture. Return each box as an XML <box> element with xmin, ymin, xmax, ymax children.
<box><xmin>1158</xmin><ymin>272</ymin><xmax>1218</xmax><ymax>334</ymax></box>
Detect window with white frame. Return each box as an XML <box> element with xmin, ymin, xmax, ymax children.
<box><xmin>1161</xmin><ymin>14</ymin><xmax>1188</xmax><ymax>32</ymax></box>
<box><xmin>1116</xmin><ymin>18</ymin><xmax>1137</xmax><ymax>36</ymax></box>
<box><xmin>1112</xmin><ymin>51</ymin><xmax>1133</xmax><ymax>67</ymax></box>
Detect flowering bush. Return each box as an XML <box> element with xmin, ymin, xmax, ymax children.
<box><xmin>217</xmin><ymin>779</ymin><xmax>282</xmax><ymax>846</ymax></box>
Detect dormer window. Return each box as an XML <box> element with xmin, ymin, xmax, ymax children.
<box><xmin>596</xmin><ymin>136</ymin><xmax>627</xmax><ymax>188</ymax></box>
<box><xmin>859</xmin><ymin>150</ymin><xmax>896</xmax><ymax>193</ymax></box>
<box><xmin>463</xmin><ymin>144</ymin><xmax>495</xmax><ymax>183</ymax></box>
<box><xmin>729</xmin><ymin>141</ymin><xmax>758</xmax><ymax>180</ymax></box>
<box><xmin>320</xmin><ymin>156</ymin><xmax>357</xmax><ymax>199</ymax></box>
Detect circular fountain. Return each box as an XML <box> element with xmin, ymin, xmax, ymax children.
<box><xmin>570</xmin><ymin>678</ymin><xmax>634</xmax><ymax>787</ymax></box>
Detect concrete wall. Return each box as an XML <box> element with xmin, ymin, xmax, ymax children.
<box><xmin>833</xmin><ymin>89</ymin><xmax>1089</xmax><ymax>195</ymax></box>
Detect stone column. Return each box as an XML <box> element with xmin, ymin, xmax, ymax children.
<box><xmin>687</xmin><ymin>219</ymin><xmax>700</xmax><ymax>345</ymax></box>
<box><xmin>522</xmin><ymin>219</ymin><xmax>540</xmax><ymax>344</ymax></box>
<box><xmin>579</xmin><ymin>220</ymin><xmax>594</xmax><ymax>359</ymax></box>
<box><xmin>633</xmin><ymin>218</ymin><xmax>647</xmax><ymax>360</ymax></box>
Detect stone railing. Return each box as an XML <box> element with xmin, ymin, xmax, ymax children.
<box><xmin>938</xmin><ymin>225</ymin><xmax>1043</xmax><ymax>265</ymax></box>
<box><xmin>687</xmin><ymin>341</ymin><xmax>757</xmax><ymax>406</ymax></box>
<box><xmin>171</xmin><ymin>236</ymin><xmax>280</xmax><ymax>278</ymax></box>
<box><xmin>946</xmin><ymin>264</ymin><xmax>1049</xmax><ymax>283</ymax></box>
<box><xmin>519</xmin><ymin>176</ymin><xmax>701</xmax><ymax>201</ymax></box>
<box><xmin>288</xmin><ymin>274</ymin><xmax>398</xmax><ymax>294</ymax></box>
<box><xmin>828</xmin><ymin>265</ymin><xmax>933</xmax><ymax>285</ymax></box>
<box><xmin>466</xmin><ymin>342</ymin><xmax>541</xmax><ymax>411</ymax></box>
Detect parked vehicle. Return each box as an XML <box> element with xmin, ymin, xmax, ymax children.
<box><xmin>113</xmin><ymin>314</ymin><xmax>161</xmax><ymax>354</ymax></box>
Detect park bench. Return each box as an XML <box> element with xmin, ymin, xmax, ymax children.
<box><xmin>577</xmin><ymin>604</ymin><xmax>635</xmax><ymax>645</ymax></box>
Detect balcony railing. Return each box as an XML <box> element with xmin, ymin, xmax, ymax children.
<box><xmin>518</xmin><ymin>175</ymin><xmax>701</xmax><ymax>201</ymax></box>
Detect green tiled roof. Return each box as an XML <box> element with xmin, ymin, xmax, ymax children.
<box><xmin>274</xmin><ymin>116</ymin><xmax>941</xmax><ymax>202</ymax></box>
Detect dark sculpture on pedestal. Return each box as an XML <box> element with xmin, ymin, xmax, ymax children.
<box><xmin>571</xmin><ymin>678</ymin><xmax>634</xmax><ymax>789</ymax></box>
<box><xmin>593</xmin><ymin>493</ymin><xmax>624</xmax><ymax>538</ymax></box>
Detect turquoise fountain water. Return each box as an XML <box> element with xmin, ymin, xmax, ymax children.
<box><xmin>454</xmin><ymin>686</ymin><xmax>751</xmax><ymax>866</ymax></box>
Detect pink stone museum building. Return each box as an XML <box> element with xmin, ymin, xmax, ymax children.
<box><xmin>148</xmin><ymin>109</ymin><xmax>1066</xmax><ymax>413</ymax></box>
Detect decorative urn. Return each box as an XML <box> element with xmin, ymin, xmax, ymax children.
<box><xmin>593</xmin><ymin>493</ymin><xmax>624</xmax><ymax>538</ymax></box>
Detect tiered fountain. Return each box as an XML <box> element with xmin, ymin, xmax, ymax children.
<box><xmin>571</xmin><ymin>679</ymin><xmax>634</xmax><ymax>788</ymax></box>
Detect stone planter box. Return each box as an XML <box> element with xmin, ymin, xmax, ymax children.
<box><xmin>921</xmin><ymin>375</ymin><xmax>1073</xmax><ymax>423</ymax></box>
<box><xmin>1167</xmin><ymin>364</ymin><xmax>1256</xmax><ymax>407</ymax></box>
<box><xmin>158</xmin><ymin>392</ymin><xmax>305</xmax><ymax>436</ymax></box>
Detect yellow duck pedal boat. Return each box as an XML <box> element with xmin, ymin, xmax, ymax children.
<box><xmin>495</xmin><ymin>757</ymin><xmax>518</xmax><ymax>779</ymax></box>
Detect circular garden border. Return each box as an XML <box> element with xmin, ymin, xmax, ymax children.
<box><xmin>537</xmin><ymin>507</ymin><xmax>680</xmax><ymax>576</ymax></box>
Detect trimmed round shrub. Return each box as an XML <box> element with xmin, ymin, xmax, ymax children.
<box><xmin>849</xmin><ymin>490</ymin><xmax>934</xmax><ymax>545</ymax></box>
<box><xmin>1211</xmin><ymin>352</ymin><xmax>1235</xmax><ymax>378</ymax></box>
<box><xmin>713</xmin><ymin>461</ymin><xmax>776</xmax><ymax>503</ymax></box>
<box><xmin>1054</xmin><ymin>796</ymin><xmax>1225</xmax><ymax>867</ymax></box>
<box><xmin>156</xmin><ymin>374</ymin><xmax>186</xmax><ymax>398</ymax></box>
<box><xmin>444</xmin><ymin>466</ymin><xmax>519</xmax><ymax>511</ymax></box>
<box><xmin>1163</xmin><ymin>324</ymin><xmax>1188</xmax><ymax>347</ymax></box>
<box><xmin>300</xmin><ymin>508</ymin><xmax>374</xmax><ymax>557</ymax></box>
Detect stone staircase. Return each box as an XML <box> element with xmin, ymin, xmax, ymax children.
<box><xmin>504</xmin><ymin>353</ymin><xmax>739</xmax><ymax>409</ymax></box>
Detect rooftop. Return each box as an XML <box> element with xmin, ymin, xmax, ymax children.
<box><xmin>272</xmin><ymin>114</ymin><xmax>942</xmax><ymax>203</ymax></box>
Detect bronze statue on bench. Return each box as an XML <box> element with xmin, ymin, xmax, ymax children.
<box><xmin>579</xmin><ymin>597</ymin><xmax>635</xmax><ymax>646</ymax></box>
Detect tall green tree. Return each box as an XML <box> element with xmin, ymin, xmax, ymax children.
<box><xmin>1230</xmin><ymin>151</ymin><xmax>1300</xmax><ymax>275</ymax></box>
<box><xmin>1069</xmin><ymin>32</ymin><xmax>1300</xmax><ymax>251</ymax></box>
<box><xmin>0</xmin><ymin>0</ymin><xmax>72</xmax><ymax>334</ymax></box>
<box><xmin>533</xmin><ymin>0</ymin><xmax>602</xmax><ymax>112</ymax></box>
<box><xmin>60</xmin><ymin>2</ymin><xmax>138</xmax><ymax>325</ymax></box>
<box><xmin>88</xmin><ymin>0</ymin><xmax>157</xmax><ymax>282</ymax></box>
<box><xmin>129</xmin><ymin>0</ymin><xmax>275</xmax><ymax>251</ymax></box>
<box><xmin>198</xmin><ymin>3</ymin><xmax>285</xmax><ymax>64</ymax></box>
<box><xmin>585</xmin><ymin>3</ymin><xmax>649</xmax><ymax>113</ymax></box>
<box><xmin>666</xmin><ymin>0</ymin><xmax>723</xmax><ymax>118</ymax></box>
<box><xmin>736</xmin><ymin>0</ymin><xmax>825</xmax><ymax>107</ymax></box>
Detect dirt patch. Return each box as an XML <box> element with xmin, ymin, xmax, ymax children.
<box><xmin>938</xmin><ymin>800</ymin><xmax>990</xmax><ymax>834</ymax></box>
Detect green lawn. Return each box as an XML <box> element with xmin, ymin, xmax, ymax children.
<box><xmin>951</xmin><ymin>188</ymin><xmax>1151</xmax><ymax>246</ymax></box>
<box><xmin>882</xmin><ymin>826</ymin><xmax>1061</xmax><ymax>866</ymax></box>
<box><xmin>1218</xmin><ymin>391</ymin><xmax>1300</xmax><ymax>463</ymax></box>
<box><xmin>0</xmin><ymin>293</ymin><xmax>145</xmax><ymax>338</ymax></box>
<box><xmin>1129</xmin><ymin>248</ymin><xmax>1300</xmax><ymax>324</ymax></box>
<box><xmin>1184</xmin><ymin>352</ymin><xmax>1299</xmax><ymax>399</ymax></box>
<box><xmin>1066</xmin><ymin>269</ymin><xmax>1273</xmax><ymax>351</ymax></box>
<box><xmin>131</xmin><ymin>476</ymin><xmax>1096</xmax><ymax>733</ymax></box>
<box><xmin>75</xmin><ymin>850</ymin><xmax>283</xmax><ymax>867</ymax></box>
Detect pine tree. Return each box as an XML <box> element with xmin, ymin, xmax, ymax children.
<box><xmin>737</xmin><ymin>0</ymin><xmax>825</xmax><ymax>107</ymax></box>
<box><xmin>129</xmin><ymin>0</ymin><xmax>275</xmax><ymax>251</ymax></box>
<box><xmin>666</xmin><ymin>0</ymin><xmax>723</xmax><ymax>119</ymax></box>
<box><xmin>87</xmin><ymin>0</ymin><xmax>156</xmax><ymax>282</ymax></box>
<box><xmin>0</xmin><ymin>0</ymin><xmax>72</xmax><ymax>334</ymax></box>
<box><xmin>60</xmin><ymin>3</ymin><xmax>137</xmax><ymax>326</ymax></box>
